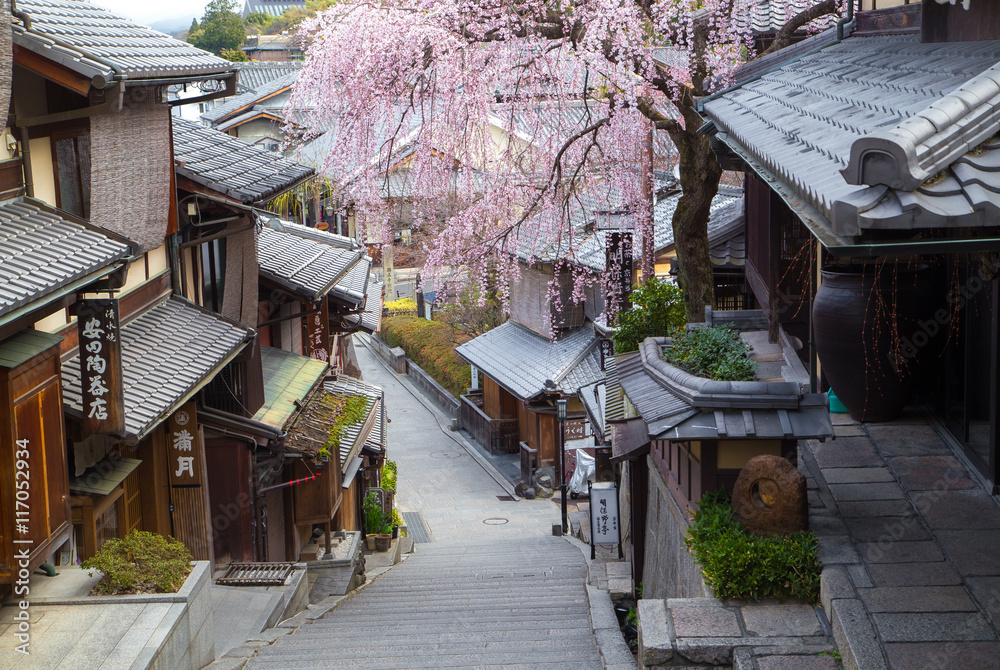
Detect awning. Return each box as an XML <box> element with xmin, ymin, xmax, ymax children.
<box><xmin>253</xmin><ymin>346</ymin><xmax>328</xmax><ymax>432</ymax></box>
<box><xmin>258</xmin><ymin>222</ymin><xmax>365</xmax><ymax>301</ymax></box>
<box><xmin>62</xmin><ymin>296</ymin><xmax>254</xmax><ymax>440</ymax></box>
<box><xmin>0</xmin><ymin>198</ymin><xmax>132</xmax><ymax>330</ymax></box>
<box><xmin>617</xmin><ymin>337</ymin><xmax>834</xmax><ymax>445</ymax></box>
<box><xmin>324</xmin><ymin>375</ymin><xmax>383</xmax><ymax>471</ymax></box>
<box><xmin>69</xmin><ymin>457</ymin><xmax>142</xmax><ymax>495</ymax></box>
<box><xmin>455</xmin><ymin>321</ymin><xmax>603</xmax><ymax>400</ymax></box>
<box><xmin>342</xmin><ymin>281</ymin><xmax>384</xmax><ymax>335</ymax></box>
<box><xmin>342</xmin><ymin>456</ymin><xmax>363</xmax><ymax>489</ymax></box>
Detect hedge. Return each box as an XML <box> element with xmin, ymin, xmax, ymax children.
<box><xmin>380</xmin><ymin>316</ymin><xmax>471</xmax><ymax>399</ymax></box>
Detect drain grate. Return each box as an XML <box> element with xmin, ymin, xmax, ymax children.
<box><xmin>496</xmin><ymin>495</ymin><xmax>515</xmax><ymax>501</ymax></box>
<box><xmin>402</xmin><ymin>511</ymin><xmax>433</xmax><ymax>543</ymax></box>
<box><xmin>483</xmin><ymin>517</ymin><xmax>509</xmax><ymax>525</ymax></box>
<box><xmin>215</xmin><ymin>562</ymin><xmax>294</xmax><ymax>586</ymax></box>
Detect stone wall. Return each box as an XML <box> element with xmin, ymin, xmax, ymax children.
<box><xmin>642</xmin><ymin>456</ymin><xmax>710</xmax><ymax>600</ymax></box>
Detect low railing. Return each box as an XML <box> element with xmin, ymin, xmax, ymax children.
<box><xmin>460</xmin><ymin>394</ymin><xmax>519</xmax><ymax>455</ymax></box>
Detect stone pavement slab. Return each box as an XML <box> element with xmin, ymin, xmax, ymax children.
<box><xmin>873</xmin><ymin>612</ymin><xmax>996</xmax><ymax>642</ymax></box>
<box><xmin>801</xmin><ymin>417</ymin><xmax>1000</xmax><ymax>670</ymax></box>
<box><xmin>742</xmin><ymin>604</ymin><xmax>824</xmax><ymax>637</ymax></box>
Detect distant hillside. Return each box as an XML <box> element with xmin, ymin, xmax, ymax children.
<box><xmin>150</xmin><ymin>15</ymin><xmax>195</xmax><ymax>38</ymax></box>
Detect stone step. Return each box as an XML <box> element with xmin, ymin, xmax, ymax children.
<box><xmin>253</xmin><ymin>649</ymin><xmax>604</xmax><ymax>666</ymax></box>
<box><xmin>287</xmin><ymin>627</ymin><xmax>597</xmax><ymax>641</ymax></box>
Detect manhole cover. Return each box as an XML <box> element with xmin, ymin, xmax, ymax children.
<box><xmin>430</xmin><ymin>451</ymin><xmax>462</xmax><ymax>459</ymax></box>
<box><xmin>483</xmin><ymin>517</ymin><xmax>509</xmax><ymax>525</ymax></box>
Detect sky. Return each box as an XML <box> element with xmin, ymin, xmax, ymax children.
<box><xmin>90</xmin><ymin>0</ymin><xmax>213</xmax><ymax>29</ymax></box>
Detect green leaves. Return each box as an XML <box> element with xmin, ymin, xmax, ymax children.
<box><xmin>684</xmin><ymin>491</ymin><xmax>821</xmax><ymax>604</ymax></box>
<box><xmin>664</xmin><ymin>325</ymin><xmax>756</xmax><ymax>381</ymax></box>
<box><xmin>611</xmin><ymin>277</ymin><xmax>686</xmax><ymax>353</ymax></box>
<box><xmin>81</xmin><ymin>530</ymin><xmax>193</xmax><ymax>595</ymax></box>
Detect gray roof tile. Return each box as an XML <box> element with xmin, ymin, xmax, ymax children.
<box><xmin>242</xmin><ymin>0</ymin><xmax>306</xmax><ymax>19</ymax></box>
<box><xmin>0</xmin><ymin>198</ymin><xmax>131</xmax><ymax>319</ymax></box>
<box><xmin>62</xmin><ymin>296</ymin><xmax>253</xmax><ymax>438</ymax></box>
<box><xmin>202</xmin><ymin>71</ymin><xmax>298</xmax><ymax>124</ymax></box>
<box><xmin>330</xmin><ymin>256</ymin><xmax>371</xmax><ymax>305</ymax></box>
<box><xmin>258</xmin><ymin>223</ymin><xmax>364</xmax><ymax>300</ymax></box>
<box><xmin>232</xmin><ymin>62</ymin><xmax>302</xmax><ymax>94</ymax></box>
<box><xmin>456</xmin><ymin>321</ymin><xmax>603</xmax><ymax>399</ymax></box>
<box><xmin>173</xmin><ymin>117</ymin><xmax>314</xmax><ymax>203</ymax></box>
<box><xmin>324</xmin><ymin>375</ymin><xmax>383</xmax><ymax>466</ymax></box>
<box><xmin>14</xmin><ymin>0</ymin><xmax>230</xmax><ymax>81</ymax></box>
<box><xmin>703</xmin><ymin>34</ymin><xmax>1000</xmax><ymax>240</ymax></box>
<box><xmin>342</xmin><ymin>280</ymin><xmax>384</xmax><ymax>334</ymax></box>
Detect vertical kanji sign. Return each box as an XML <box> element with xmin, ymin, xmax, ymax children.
<box><xmin>605</xmin><ymin>232</ymin><xmax>633</xmax><ymax>325</ymax></box>
<box><xmin>167</xmin><ymin>402</ymin><xmax>203</xmax><ymax>487</ymax></box>
<box><xmin>78</xmin><ymin>298</ymin><xmax>125</xmax><ymax>435</ymax></box>
<box><xmin>306</xmin><ymin>299</ymin><xmax>330</xmax><ymax>362</ymax></box>
<box><xmin>590</xmin><ymin>481</ymin><xmax>621</xmax><ymax>546</ymax></box>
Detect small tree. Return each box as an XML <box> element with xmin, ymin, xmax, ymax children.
<box><xmin>244</xmin><ymin>11</ymin><xmax>272</xmax><ymax>30</ymax></box>
<box><xmin>612</xmin><ymin>277</ymin><xmax>686</xmax><ymax>354</ymax></box>
<box><xmin>221</xmin><ymin>48</ymin><xmax>250</xmax><ymax>62</ymax></box>
<box><xmin>189</xmin><ymin>0</ymin><xmax>245</xmax><ymax>56</ymax></box>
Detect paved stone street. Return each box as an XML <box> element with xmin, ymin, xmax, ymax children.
<box><xmin>246</xmin><ymin>336</ymin><xmax>605</xmax><ymax>669</ymax></box>
<box><xmin>803</xmin><ymin>411</ymin><xmax>1000</xmax><ymax>670</ymax></box>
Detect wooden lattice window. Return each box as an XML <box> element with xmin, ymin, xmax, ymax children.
<box><xmin>120</xmin><ymin>468</ymin><xmax>142</xmax><ymax>536</ymax></box>
<box><xmin>95</xmin><ymin>499</ymin><xmax>119</xmax><ymax>551</ymax></box>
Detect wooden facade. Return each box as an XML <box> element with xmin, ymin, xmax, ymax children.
<box><xmin>0</xmin><ymin>334</ymin><xmax>72</xmax><ymax>596</ymax></box>
<box><xmin>649</xmin><ymin>438</ymin><xmax>793</xmax><ymax>515</ymax></box>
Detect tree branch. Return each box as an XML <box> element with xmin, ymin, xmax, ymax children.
<box><xmin>762</xmin><ymin>0</ymin><xmax>838</xmax><ymax>56</ymax></box>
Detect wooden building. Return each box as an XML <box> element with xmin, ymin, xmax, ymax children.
<box><xmin>0</xmin><ymin>0</ymin><xmax>239</xmax><ymax>596</ymax></box>
<box><xmin>698</xmin><ymin>1</ymin><xmax>1000</xmax><ymax>486</ymax></box>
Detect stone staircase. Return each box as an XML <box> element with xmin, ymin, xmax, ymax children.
<box><xmin>245</xmin><ymin>537</ymin><xmax>604</xmax><ymax>669</ymax></box>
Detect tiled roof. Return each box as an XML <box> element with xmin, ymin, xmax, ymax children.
<box><xmin>0</xmin><ymin>198</ymin><xmax>131</xmax><ymax>321</ymax></box>
<box><xmin>324</xmin><ymin>375</ymin><xmax>383</xmax><ymax>469</ymax></box>
<box><xmin>701</xmin><ymin>35</ymin><xmax>1000</xmax><ymax>243</ymax></box>
<box><xmin>233</xmin><ymin>61</ymin><xmax>302</xmax><ymax>94</ymax></box>
<box><xmin>330</xmin><ymin>257</ymin><xmax>371</xmax><ymax>306</ymax></box>
<box><xmin>741</xmin><ymin>0</ymin><xmax>839</xmax><ymax>34</ymax></box>
<box><xmin>242</xmin><ymin>0</ymin><xmax>306</xmax><ymax>19</ymax></box>
<box><xmin>456</xmin><ymin>321</ymin><xmax>603</xmax><ymax>400</ymax></box>
<box><xmin>202</xmin><ymin>71</ymin><xmax>298</xmax><ymax>124</ymax></box>
<box><xmin>253</xmin><ymin>346</ymin><xmax>328</xmax><ymax>431</ymax></box>
<box><xmin>62</xmin><ymin>296</ymin><xmax>253</xmax><ymax>439</ymax></box>
<box><xmin>172</xmin><ymin>118</ymin><xmax>314</xmax><ymax>204</ymax></box>
<box><xmin>14</xmin><ymin>0</ymin><xmax>230</xmax><ymax>82</ymax></box>
<box><xmin>617</xmin><ymin>337</ymin><xmax>833</xmax><ymax>441</ymax></box>
<box><xmin>258</xmin><ymin>223</ymin><xmax>364</xmax><ymax>300</ymax></box>
<box><xmin>343</xmin><ymin>280</ymin><xmax>384</xmax><ymax>334</ymax></box>
<box><xmin>216</xmin><ymin>109</ymin><xmax>282</xmax><ymax>132</ymax></box>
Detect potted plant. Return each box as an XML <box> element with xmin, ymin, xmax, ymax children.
<box><xmin>375</xmin><ymin>520</ymin><xmax>392</xmax><ymax>551</ymax></box>
<box><xmin>390</xmin><ymin>507</ymin><xmax>403</xmax><ymax>539</ymax></box>
<box><xmin>363</xmin><ymin>490</ymin><xmax>383</xmax><ymax>550</ymax></box>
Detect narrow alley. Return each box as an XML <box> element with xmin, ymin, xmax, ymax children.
<box><xmin>246</xmin><ymin>337</ymin><xmax>606</xmax><ymax>669</ymax></box>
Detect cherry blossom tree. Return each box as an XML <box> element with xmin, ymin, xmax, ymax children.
<box><xmin>288</xmin><ymin>0</ymin><xmax>839</xmax><ymax>321</ymax></box>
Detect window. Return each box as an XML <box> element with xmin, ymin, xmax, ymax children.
<box><xmin>52</xmin><ymin>132</ymin><xmax>91</xmax><ymax>219</ymax></box>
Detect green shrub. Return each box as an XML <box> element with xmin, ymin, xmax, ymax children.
<box><xmin>381</xmin><ymin>316</ymin><xmax>471</xmax><ymax>398</ymax></box>
<box><xmin>684</xmin><ymin>490</ymin><xmax>821</xmax><ymax>603</ymax></box>
<box><xmin>381</xmin><ymin>460</ymin><xmax>397</xmax><ymax>492</ymax></box>
<box><xmin>612</xmin><ymin>277</ymin><xmax>686</xmax><ymax>353</ymax></box>
<box><xmin>664</xmin><ymin>325</ymin><xmax>756</xmax><ymax>381</ymax></box>
<box><xmin>81</xmin><ymin>530</ymin><xmax>193</xmax><ymax>595</ymax></box>
<box><xmin>384</xmin><ymin>297</ymin><xmax>417</xmax><ymax>313</ymax></box>
<box><xmin>363</xmin><ymin>490</ymin><xmax>385</xmax><ymax>535</ymax></box>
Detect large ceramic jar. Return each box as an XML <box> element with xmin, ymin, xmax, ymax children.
<box><xmin>813</xmin><ymin>263</ymin><xmax>937</xmax><ymax>423</ymax></box>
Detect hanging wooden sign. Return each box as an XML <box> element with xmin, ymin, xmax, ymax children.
<box><xmin>78</xmin><ymin>298</ymin><xmax>125</xmax><ymax>435</ymax></box>
<box><xmin>306</xmin><ymin>300</ymin><xmax>330</xmax><ymax>362</ymax></box>
<box><xmin>605</xmin><ymin>231</ymin><xmax>633</xmax><ymax>325</ymax></box>
<box><xmin>167</xmin><ymin>402</ymin><xmax>203</xmax><ymax>487</ymax></box>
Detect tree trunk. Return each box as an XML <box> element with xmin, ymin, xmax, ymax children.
<box><xmin>670</xmin><ymin>109</ymin><xmax>722</xmax><ymax>322</ymax></box>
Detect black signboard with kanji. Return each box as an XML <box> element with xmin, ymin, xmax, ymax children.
<box><xmin>78</xmin><ymin>298</ymin><xmax>125</xmax><ymax>435</ymax></box>
<box><xmin>605</xmin><ymin>231</ymin><xmax>633</xmax><ymax>325</ymax></box>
